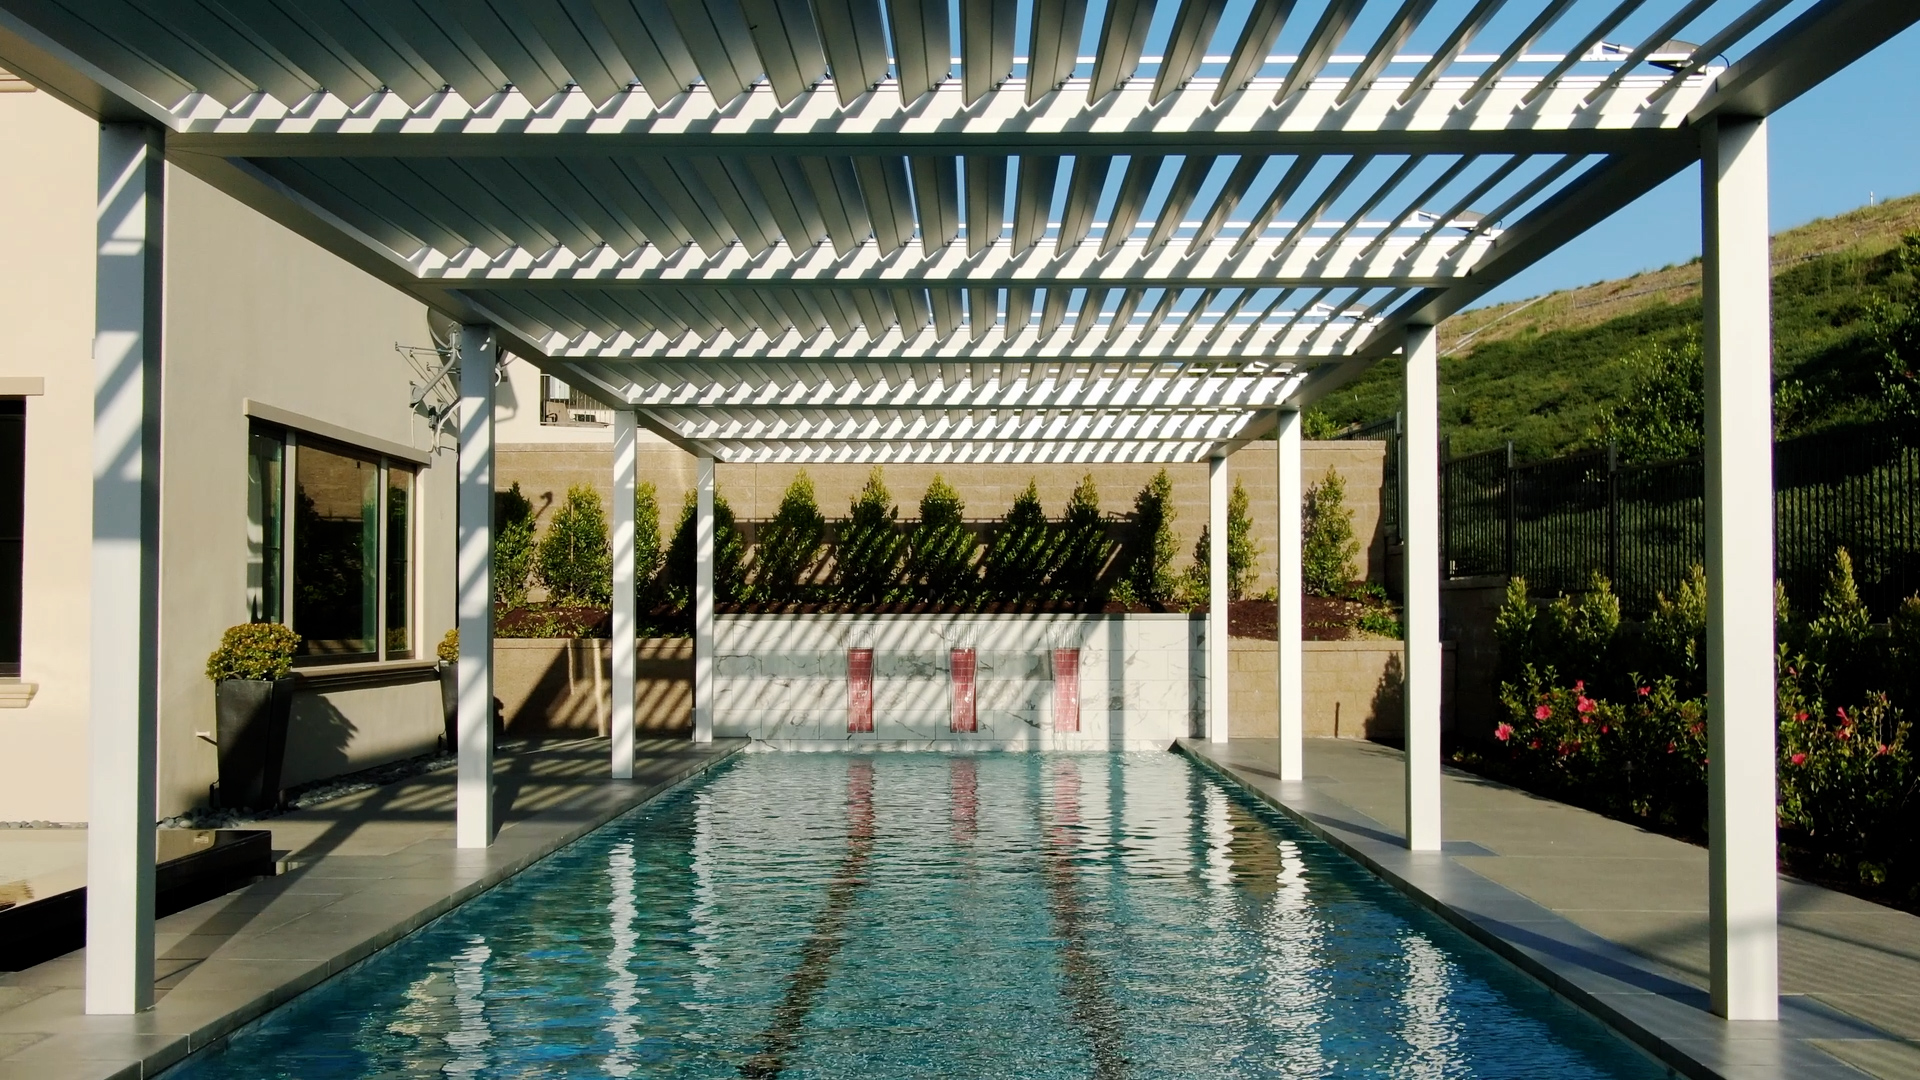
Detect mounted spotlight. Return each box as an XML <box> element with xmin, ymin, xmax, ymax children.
<box><xmin>1647</xmin><ymin>40</ymin><xmax>1701</xmax><ymax>73</ymax></box>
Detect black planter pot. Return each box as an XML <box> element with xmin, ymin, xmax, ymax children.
<box><xmin>213</xmin><ymin>677</ymin><xmax>296</xmax><ymax>810</ymax></box>
<box><xmin>438</xmin><ymin>663</ymin><xmax>458</xmax><ymax>752</ymax></box>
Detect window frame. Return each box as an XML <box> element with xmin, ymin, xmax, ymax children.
<box><xmin>250</xmin><ymin>420</ymin><xmax>418</xmax><ymax>666</ymax></box>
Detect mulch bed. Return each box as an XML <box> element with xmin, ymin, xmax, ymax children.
<box><xmin>1227</xmin><ymin>597</ymin><xmax>1368</xmax><ymax>641</ymax></box>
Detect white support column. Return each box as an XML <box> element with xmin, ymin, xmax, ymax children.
<box><xmin>1403</xmin><ymin>324</ymin><xmax>1443</xmax><ymax>852</ymax></box>
<box><xmin>456</xmin><ymin>326</ymin><xmax>496</xmax><ymax>849</ymax></box>
<box><xmin>86</xmin><ymin>123</ymin><xmax>163</xmax><ymax>1015</ymax></box>
<box><xmin>610</xmin><ymin>411</ymin><xmax>637</xmax><ymax>778</ymax></box>
<box><xmin>1703</xmin><ymin>115</ymin><xmax>1779</xmax><ymax>1022</ymax></box>
<box><xmin>693</xmin><ymin>454</ymin><xmax>715</xmax><ymax>743</ymax></box>
<box><xmin>1207</xmin><ymin>455</ymin><xmax>1229</xmax><ymax>743</ymax></box>
<box><xmin>1275</xmin><ymin>410</ymin><xmax>1304</xmax><ymax>781</ymax></box>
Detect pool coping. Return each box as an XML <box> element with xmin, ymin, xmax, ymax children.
<box><xmin>1178</xmin><ymin>739</ymin><xmax>1887</xmax><ymax>1080</ymax></box>
<box><xmin>0</xmin><ymin>739</ymin><xmax>747</xmax><ymax>1080</ymax></box>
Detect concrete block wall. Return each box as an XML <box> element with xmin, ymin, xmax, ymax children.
<box><xmin>1229</xmin><ymin>638</ymin><xmax>1457</xmax><ymax>741</ymax></box>
<box><xmin>493</xmin><ymin>638</ymin><xmax>693</xmax><ymax>738</ymax></box>
<box><xmin>495</xmin><ymin>435</ymin><xmax>1392</xmax><ymax>596</ymax></box>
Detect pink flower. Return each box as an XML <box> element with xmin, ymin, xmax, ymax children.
<box><xmin>1837</xmin><ymin>706</ymin><xmax>1852</xmax><ymax>726</ymax></box>
<box><xmin>1638</xmin><ymin>686</ymin><xmax>1651</xmax><ymax>697</ymax></box>
<box><xmin>1494</xmin><ymin>723</ymin><xmax>1515</xmax><ymax>742</ymax></box>
<box><xmin>1529</xmin><ymin>739</ymin><xmax>1541</xmax><ymax>750</ymax></box>
<box><xmin>1576</xmin><ymin>696</ymin><xmax>1596</xmax><ymax>715</ymax></box>
<box><xmin>1666</xmin><ymin>741</ymin><xmax>1677</xmax><ymax>754</ymax></box>
<box><xmin>1534</xmin><ymin>705</ymin><xmax>1553</xmax><ymax>720</ymax></box>
<box><xmin>1836</xmin><ymin>729</ymin><xmax>1851</xmax><ymax>741</ymax></box>
<box><xmin>1599</xmin><ymin>725</ymin><xmax>1610</xmax><ymax>735</ymax></box>
<box><xmin>1795</xmin><ymin>711</ymin><xmax>1809</xmax><ymax>722</ymax></box>
<box><xmin>1574</xmin><ymin>680</ymin><xmax>1586</xmax><ymax>693</ymax></box>
<box><xmin>1877</xmin><ymin>744</ymin><xmax>1890</xmax><ymax>756</ymax></box>
<box><xmin>1790</xmin><ymin>752</ymin><xmax>1807</xmax><ymax>766</ymax></box>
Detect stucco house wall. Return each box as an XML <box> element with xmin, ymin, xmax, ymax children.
<box><xmin>0</xmin><ymin>89</ymin><xmax>458</xmax><ymax>820</ymax></box>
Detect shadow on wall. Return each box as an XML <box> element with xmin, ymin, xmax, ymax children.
<box><xmin>494</xmin><ymin>638</ymin><xmax>692</xmax><ymax>738</ymax></box>
<box><xmin>1366</xmin><ymin>651</ymin><xmax>1405</xmax><ymax>741</ymax></box>
<box><xmin>278</xmin><ymin>692</ymin><xmax>356</xmax><ymax>791</ymax></box>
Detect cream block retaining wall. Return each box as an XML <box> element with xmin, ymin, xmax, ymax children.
<box><xmin>715</xmin><ymin>613</ymin><xmax>1203</xmax><ymax>750</ymax></box>
<box><xmin>494</xmin><ymin>638</ymin><xmax>693</xmax><ymax>737</ymax></box>
<box><xmin>1230</xmin><ymin>638</ymin><xmax>1457</xmax><ymax>741</ymax></box>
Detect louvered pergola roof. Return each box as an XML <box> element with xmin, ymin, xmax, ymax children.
<box><xmin>0</xmin><ymin>0</ymin><xmax>1908</xmax><ymax>463</ymax></box>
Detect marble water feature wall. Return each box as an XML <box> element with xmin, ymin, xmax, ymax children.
<box><xmin>713</xmin><ymin>613</ymin><xmax>1205</xmax><ymax>750</ymax></box>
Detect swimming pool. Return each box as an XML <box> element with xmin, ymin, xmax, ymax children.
<box><xmin>166</xmin><ymin>753</ymin><xmax>1666</xmax><ymax>1079</ymax></box>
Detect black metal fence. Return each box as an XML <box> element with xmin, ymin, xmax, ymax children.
<box><xmin>1440</xmin><ymin>422</ymin><xmax>1919</xmax><ymax>616</ymax></box>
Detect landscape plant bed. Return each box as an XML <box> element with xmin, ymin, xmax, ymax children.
<box><xmin>1227</xmin><ymin>597</ymin><xmax>1386</xmax><ymax>642</ymax></box>
<box><xmin>715</xmin><ymin>599</ymin><xmax>1186</xmax><ymax>616</ymax></box>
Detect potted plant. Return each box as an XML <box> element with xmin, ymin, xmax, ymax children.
<box><xmin>204</xmin><ymin>623</ymin><xmax>301</xmax><ymax>810</ymax></box>
<box><xmin>436</xmin><ymin>628</ymin><xmax>459</xmax><ymax>752</ymax></box>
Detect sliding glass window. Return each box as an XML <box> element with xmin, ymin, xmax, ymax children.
<box><xmin>248</xmin><ymin>421</ymin><xmax>416</xmax><ymax>664</ymax></box>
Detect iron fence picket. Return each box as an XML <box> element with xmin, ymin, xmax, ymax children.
<box><xmin>1438</xmin><ymin>421</ymin><xmax>1917</xmax><ymax>617</ymax></box>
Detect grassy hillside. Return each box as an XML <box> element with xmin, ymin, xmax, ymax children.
<box><xmin>1311</xmin><ymin>192</ymin><xmax>1920</xmax><ymax>460</ymax></box>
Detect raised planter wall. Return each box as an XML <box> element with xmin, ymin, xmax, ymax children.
<box><xmin>493</xmin><ymin>638</ymin><xmax>693</xmax><ymax>738</ymax></box>
<box><xmin>277</xmin><ymin>669</ymin><xmax>445</xmax><ymax>791</ymax></box>
<box><xmin>1229</xmin><ymin>637</ymin><xmax>1457</xmax><ymax>741</ymax></box>
<box><xmin>715</xmin><ymin>613</ymin><xmax>1203</xmax><ymax>750</ymax></box>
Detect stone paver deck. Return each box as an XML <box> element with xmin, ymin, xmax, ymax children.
<box><xmin>0</xmin><ymin>737</ymin><xmax>744</xmax><ymax>1080</ymax></box>
<box><xmin>1182</xmin><ymin>736</ymin><xmax>1920</xmax><ymax>1080</ymax></box>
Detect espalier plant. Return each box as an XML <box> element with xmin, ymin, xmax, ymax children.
<box><xmin>205</xmin><ymin>623</ymin><xmax>301</xmax><ymax>682</ymax></box>
<box><xmin>835</xmin><ymin>468</ymin><xmax>905</xmax><ymax>603</ymax></box>
<box><xmin>1051</xmin><ymin>474</ymin><xmax>1111</xmax><ymax>603</ymax></box>
<box><xmin>1301</xmin><ymin>466</ymin><xmax>1359</xmax><ymax>597</ymax></box>
<box><xmin>493</xmin><ymin>483</ymin><xmax>537</xmax><ymax>608</ymax></box>
<box><xmin>984</xmin><ymin>480</ymin><xmax>1054</xmax><ymax>603</ymax></box>
<box><xmin>908</xmin><ymin>475</ymin><xmax>978</xmax><ymax>605</ymax></box>
<box><xmin>753</xmin><ymin>471</ymin><xmax>826</xmax><ymax>603</ymax></box>
<box><xmin>1125</xmin><ymin>469</ymin><xmax>1179</xmax><ymax>605</ymax></box>
<box><xmin>536</xmin><ymin>484</ymin><xmax>613</xmax><ymax>605</ymax></box>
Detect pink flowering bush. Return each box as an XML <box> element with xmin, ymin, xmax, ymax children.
<box><xmin>1475</xmin><ymin>549</ymin><xmax>1917</xmax><ymax>904</ymax></box>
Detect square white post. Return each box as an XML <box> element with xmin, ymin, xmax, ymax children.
<box><xmin>87</xmin><ymin>123</ymin><xmax>163</xmax><ymax>1015</ymax></box>
<box><xmin>1703</xmin><ymin>115</ymin><xmax>1779</xmax><ymax>1022</ymax></box>
<box><xmin>1275</xmin><ymin>409</ymin><xmax>1304</xmax><ymax>780</ymax></box>
<box><xmin>456</xmin><ymin>326</ymin><xmax>496</xmax><ymax>849</ymax></box>
<box><xmin>1403</xmin><ymin>324</ymin><xmax>1443</xmax><ymax>852</ymax></box>
<box><xmin>693</xmin><ymin>454</ymin><xmax>715</xmax><ymax>743</ymax></box>
<box><xmin>610</xmin><ymin>410</ymin><xmax>637</xmax><ymax>777</ymax></box>
<box><xmin>1208</xmin><ymin>454</ymin><xmax>1229</xmax><ymax>743</ymax></box>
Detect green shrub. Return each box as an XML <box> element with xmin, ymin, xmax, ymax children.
<box><xmin>753</xmin><ymin>471</ymin><xmax>826</xmax><ymax>602</ymax></box>
<box><xmin>493</xmin><ymin>483</ymin><xmax>537</xmax><ymax>608</ymax></box>
<box><xmin>1537</xmin><ymin>572</ymin><xmax>1621</xmax><ymax>684</ymax></box>
<box><xmin>908</xmin><ymin>475</ymin><xmax>978</xmax><ymax>604</ymax></box>
<box><xmin>1051</xmin><ymin>474</ymin><xmax>1112</xmax><ymax>602</ymax></box>
<box><xmin>1301</xmin><ymin>410</ymin><xmax>1342</xmax><ymax>439</ymax></box>
<box><xmin>662</xmin><ymin>488</ymin><xmax>745</xmax><ymax>607</ymax></box>
<box><xmin>1803</xmin><ymin>548</ymin><xmax>1881</xmax><ymax>704</ymax></box>
<box><xmin>1302</xmin><ymin>467</ymin><xmax>1358</xmax><ymax>597</ymax></box>
<box><xmin>1640</xmin><ymin>564</ymin><xmax>1707</xmax><ymax>696</ymax></box>
<box><xmin>835</xmin><ymin>468</ymin><xmax>905</xmax><ymax>603</ymax></box>
<box><xmin>1226</xmin><ymin>478</ymin><xmax>1260</xmax><ymax>601</ymax></box>
<box><xmin>985</xmin><ymin>480</ymin><xmax>1055</xmax><ymax>603</ymax></box>
<box><xmin>1125</xmin><ymin>469</ymin><xmax>1179</xmax><ymax>605</ymax></box>
<box><xmin>1182</xmin><ymin>531</ymin><xmax>1210</xmax><ymax>609</ymax></box>
<box><xmin>1589</xmin><ymin>335</ymin><xmax>1704</xmax><ymax>464</ymax></box>
<box><xmin>634</xmin><ymin>480</ymin><xmax>662</xmax><ymax>598</ymax></box>
<box><xmin>436</xmin><ymin>628</ymin><xmax>459</xmax><ymax>665</ymax></box>
<box><xmin>535</xmin><ymin>484</ymin><xmax>612</xmax><ymax>605</ymax></box>
<box><xmin>206</xmin><ymin>623</ymin><xmax>301</xmax><ymax>682</ymax></box>
<box><xmin>1354</xmin><ymin>609</ymin><xmax>1403</xmax><ymax>639</ymax></box>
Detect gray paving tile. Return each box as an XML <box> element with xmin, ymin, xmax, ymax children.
<box><xmin>1811</xmin><ymin>1039</ymin><xmax>1920</xmax><ymax>1080</ymax></box>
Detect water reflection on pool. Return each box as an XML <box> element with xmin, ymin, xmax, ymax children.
<box><xmin>166</xmin><ymin>753</ymin><xmax>1665</xmax><ymax>1079</ymax></box>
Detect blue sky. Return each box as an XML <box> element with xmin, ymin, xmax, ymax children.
<box><xmin>1474</xmin><ymin>20</ymin><xmax>1920</xmax><ymax>308</ymax></box>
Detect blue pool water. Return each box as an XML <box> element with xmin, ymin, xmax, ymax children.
<box><xmin>166</xmin><ymin>753</ymin><xmax>1666</xmax><ymax>1079</ymax></box>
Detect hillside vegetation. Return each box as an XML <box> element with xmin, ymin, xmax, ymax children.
<box><xmin>1310</xmin><ymin>192</ymin><xmax>1920</xmax><ymax>461</ymax></box>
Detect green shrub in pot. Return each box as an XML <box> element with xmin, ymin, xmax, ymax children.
<box><xmin>205</xmin><ymin>623</ymin><xmax>301</xmax><ymax>810</ymax></box>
